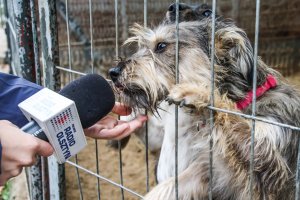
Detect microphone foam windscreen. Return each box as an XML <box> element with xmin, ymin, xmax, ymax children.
<box><xmin>59</xmin><ymin>74</ymin><xmax>115</xmax><ymax>129</ymax></box>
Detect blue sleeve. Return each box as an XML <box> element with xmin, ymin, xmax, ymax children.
<box><xmin>0</xmin><ymin>72</ymin><xmax>42</xmax><ymax>127</ymax></box>
<box><xmin>0</xmin><ymin>141</ymin><xmax>1</xmax><ymax>174</ymax></box>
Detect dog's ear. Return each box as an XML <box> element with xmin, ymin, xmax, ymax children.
<box><xmin>125</xmin><ymin>23</ymin><xmax>154</xmax><ymax>47</ymax></box>
<box><xmin>214</xmin><ymin>27</ymin><xmax>254</xmax><ymax>81</ymax></box>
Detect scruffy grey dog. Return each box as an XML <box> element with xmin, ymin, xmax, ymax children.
<box><xmin>108</xmin><ymin>2</ymin><xmax>214</xmax><ymax>153</ymax></box>
<box><xmin>109</xmin><ymin>3</ymin><xmax>300</xmax><ymax>200</ymax></box>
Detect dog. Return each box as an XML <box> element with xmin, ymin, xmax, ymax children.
<box><xmin>107</xmin><ymin>2</ymin><xmax>214</xmax><ymax>153</ymax></box>
<box><xmin>109</xmin><ymin>3</ymin><xmax>300</xmax><ymax>200</ymax></box>
<box><xmin>164</xmin><ymin>2</ymin><xmax>213</xmax><ymax>23</ymax></box>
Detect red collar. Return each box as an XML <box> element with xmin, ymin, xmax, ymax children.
<box><xmin>236</xmin><ymin>75</ymin><xmax>277</xmax><ymax>110</ymax></box>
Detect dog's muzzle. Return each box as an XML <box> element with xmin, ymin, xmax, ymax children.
<box><xmin>109</xmin><ymin>66</ymin><xmax>122</xmax><ymax>83</ymax></box>
<box><xmin>108</xmin><ymin>61</ymin><xmax>126</xmax><ymax>84</ymax></box>
<box><xmin>109</xmin><ymin>67</ymin><xmax>123</xmax><ymax>89</ymax></box>
<box><xmin>109</xmin><ymin>62</ymin><xmax>126</xmax><ymax>88</ymax></box>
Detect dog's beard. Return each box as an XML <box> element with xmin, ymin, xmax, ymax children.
<box><xmin>121</xmin><ymin>83</ymin><xmax>167</xmax><ymax>114</ymax></box>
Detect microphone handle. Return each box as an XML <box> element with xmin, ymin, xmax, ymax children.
<box><xmin>21</xmin><ymin>121</ymin><xmax>49</xmax><ymax>142</ymax></box>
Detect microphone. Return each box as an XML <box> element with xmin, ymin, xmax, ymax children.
<box><xmin>18</xmin><ymin>74</ymin><xmax>115</xmax><ymax>163</ymax></box>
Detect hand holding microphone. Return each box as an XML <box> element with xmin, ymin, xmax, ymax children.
<box><xmin>0</xmin><ymin>73</ymin><xmax>147</xmax><ymax>185</ymax></box>
<box><xmin>19</xmin><ymin>74</ymin><xmax>116</xmax><ymax>163</ymax></box>
<box><xmin>19</xmin><ymin>74</ymin><xmax>147</xmax><ymax>163</ymax></box>
<box><xmin>0</xmin><ymin>120</ymin><xmax>54</xmax><ymax>186</ymax></box>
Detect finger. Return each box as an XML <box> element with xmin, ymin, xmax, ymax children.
<box><xmin>113</xmin><ymin>115</ymin><xmax>148</xmax><ymax>140</ymax></box>
<box><xmin>99</xmin><ymin>116</ymin><xmax>118</xmax><ymax>128</ymax></box>
<box><xmin>35</xmin><ymin>139</ymin><xmax>54</xmax><ymax>157</ymax></box>
<box><xmin>111</xmin><ymin>102</ymin><xmax>132</xmax><ymax>116</ymax></box>
<box><xmin>84</xmin><ymin>115</ymin><xmax>147</xmax><ymax>140</ymax></box>
<box><xmin>96</xmin><ymin>123</ymin><xmax>130</xmax><ymax>139</ymax></box>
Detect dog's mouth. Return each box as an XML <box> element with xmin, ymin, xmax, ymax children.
<box><xmin>116</xmin><ymin>83</ymin><xmax>167</xmax><ymax>113</ymax></box>
<box><xmin>122</xmin><ymin>86</ymin><xmax>153</xmax><ymax>112</ymax></box>
<box><xmin>114</xmin><ymin>81</ymin><xmax>125</xmax><ymax>90</ymax></box>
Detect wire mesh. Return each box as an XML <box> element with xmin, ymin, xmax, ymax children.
<box><xmin>3</xmin><ymin>0</ymin><xmax>300</xmax><ymax>199</ymax></box>
<box><xmin>64</xmin><ymin>0</ymin><xmax>84</xmax><ymax>199</ymax></box>
<box><xmin>174</xmin><ymin>1</ymin><xmax>179</xmax><ymax>199</ymax></box>
<box><xmin>143</xmin><ymin>0</ymin><xmax>150</xmax><ymax>193</ymax></box>
<box><xmin>249</xmin><ymin>0</ymin><xmax>261</xmax><ymax>198</ymax></box>
<box><xmin>209</xmin><ymin>0</ymin><xmax>217</xmax><ymax>199</ymax></box>
<box><xmin>42</xmin><ymin>0</ymin><xmax>300</xmax><ymax>199</ymax></box>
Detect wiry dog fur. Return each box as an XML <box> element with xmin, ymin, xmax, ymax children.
<box><xmin>108</xmin><ymin>3</ymin><xmax>214</xmax><ymax>152</ymax></box>
<box><xmin>109</xmin><ymin>4</ymin><xmax>300</xmax><ymax>199</ymax></box>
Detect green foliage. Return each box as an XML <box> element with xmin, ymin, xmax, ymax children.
<box><xmin>0</xmin><ymin>181</ymin><xmax>11</xmax><ymax>200</ymax></box>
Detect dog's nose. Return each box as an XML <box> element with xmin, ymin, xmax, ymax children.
<box><xmin>109</xmin><ymin>67</ymin><xmax>122</xmax><ymax>83</ymax></box>
<box><xmin>168</xmin><ymin>3</ymin><xmax>190</xmax><ymax>13</ymax></box>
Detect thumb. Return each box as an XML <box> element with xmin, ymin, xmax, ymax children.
<box><xmin>35</xmin><ymin>139</ymin><xmax>54</xmax><ymax>157</ymax></box>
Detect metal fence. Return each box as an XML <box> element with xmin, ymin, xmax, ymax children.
<box><xmin>1</xmin><ymin>0</ymin><xmax>300</xmax><ymax>199</ymax></box>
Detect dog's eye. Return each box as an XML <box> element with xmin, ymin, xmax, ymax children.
<box><xmin>202</xmin><ymin>9</ymin><xmax>212</xmax><ymax>17</ymax></box>
<box><xmin>155</xmin><ymin>42</ymin><xmax>167</xmax><ymax>53</ymax></box>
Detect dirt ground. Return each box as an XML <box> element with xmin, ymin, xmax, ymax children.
<box><xmin>65</xmin><ymin>72</ymin><xmax>300</xmax><ymax>200</ymax></box>
<box><xmin>66</xmin><ymin>135</ymin><xmax>157</xmax><ymax>200</ymax></box>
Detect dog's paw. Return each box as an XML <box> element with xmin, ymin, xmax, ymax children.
<box><xmin>166</xmin><ymin>83</ymin><xmax>210</xmax><ymax>110</ymax></box>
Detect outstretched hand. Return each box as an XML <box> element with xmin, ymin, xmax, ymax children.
<box><xmin>84</xmin><ymin>102</ymin><xmax>147</xmax><ymax>140</ymax></box>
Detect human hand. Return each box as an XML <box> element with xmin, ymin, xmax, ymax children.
<box><xmin>0</xmin><ymin>120</ymin><xmax>54</xmax><ymax>186</ymax></box>
<box><xmin>84</xmin><ymin>102</ymin><xmax>148</xmax><ymax>140</ymax></box>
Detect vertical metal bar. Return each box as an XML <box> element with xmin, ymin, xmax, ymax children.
<box><xmin>25</xmin><ymin>160</ymin><xmax>43</xmax><ymax>200</ymax></box>
<box><xmin>249</xmin><ymin>0</ymin><xmax>260</xmax><ymax>199</ymax></box>
<box><xmin>145</xmin><ymin>115</ymin><xmax>150</xmax><ymax>192</ymax></box>
<box><xmin>115</xmin><ymin>1</ymin><xmax>125</xmax><ymax>199</ymax></box>
<box><xmin>118</xmin><ymin>141</ymin><xmax>125</xmax><ymax>200</ymax></box>
<box><xmin>38</xmin><ymin>1</ymin><xmax>64</xmax><ymax>200</ymax></box>
<box><xmin>115</xmin><ymin>0</ymin><xmax>119</xmax><ymax>58</ymax></box>
<box><xmin>209</xmin><ymin>0</ymin><xmax>217</xmax><ymax>199</ymax></box>
<box><xmin>0</xmin><ymin>0</ymin><xmax>3</xmax><ymax>26</ymax></box>
<box><xmin>143</xmin><ymin>0</ymin><xmax>147</xmax><ymax>27</ymax></box>
<box><xmin>143</xmin><ymin>0</ymin><xmax>150</xmax><ymax>193</ymax></box>
<box><xmin>75</xmin><ymin>155</ymin><xmax>84</xmax><ymax>200</ymax></box>
<box><xmin>95</xmin><ymin>139</ymin><xmax>101</xmax><ymax>200</ymax></box>
<box><xmin>30</xmin><ymin>0</ymin><xmax>41</xmax><ymax>86</ymax></box>
<box><xmin>3</xmin><ymin>0</ymin><xmax>12</xmax><ymax>75</ymax></box>
<box><xmin>11</xmin><ymin>0</ymin><xmax>36</xmax><ymax>79</ymax></box>
<box><xmin>120</xmin><ymin>0</ymin><xmax>127</xmax><ymax>56</ymax></box>
<box><xmin>65</xmin><ymin>0</ymin><xmax>73</xmax><ymax>81</ymax></box>
<box><xmin>88</xmin><ymin>0</ymin><xmax>94</xmax><ymax>74</ymax></box>
<box><xmin>88</xmin><ymin>0</ymin><xmax>101</xmax><ymax>199</ymax></box>
<box><xmin>175</xmin><ymin>1</ymin><xmax>179</xmax><ymax>200</ymax></box>
<box><xmin>38</xmin><ymin>0</ymin><xmax>61</xmax><ymax>91</ymax></box>
<box><xmin>231</xmin><ymin>0</ymin><xmax>240</xmax><ymax>23</ymax></box>
<box><xmin>64</xmin><ymin>0</ymin><xmax>84</xmax><ymax>198</ymax></box>
<box><xmin>9</xmin><ymin>1</ymin><xmax>43</xmax><ymax>199</ymax></box>
<box><xmin>30</xmin><ymin>0</ymin><xmax>45</xmax><ymax>197</ymax></box>
<box><xmin>296</xmin><ymin>142</ymin><xmax>300</xmax><ymax>199</ymax></box>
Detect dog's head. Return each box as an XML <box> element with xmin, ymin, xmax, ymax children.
<box><xmin>164</xmin><ymin>3</ymin><xmax>213</xmax><ymax>24</ymax></box>
<box><xmin>109</xmin><ymin>22</ymin><xmax>212</xmax><ymax>112</ymax></box>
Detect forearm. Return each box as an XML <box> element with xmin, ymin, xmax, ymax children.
<box><xmin>0</xmin><ymin>73</ymin><xmax>42</xmax><ymax>127</ymax></box>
